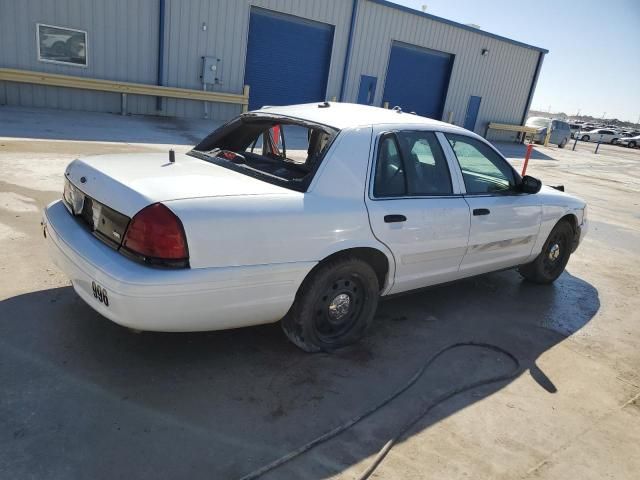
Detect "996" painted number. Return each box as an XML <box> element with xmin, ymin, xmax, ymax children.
<box><xmin>91</xmin><ymin>281</ymin><xmax>109</xmax><ymax>307</ymax></box>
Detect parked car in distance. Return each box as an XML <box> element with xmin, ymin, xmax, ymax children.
<box><xmin>43</xmin><ymin>103</ymin><xmax>588</xmax><ymax>352</ymax></box>
<box><xmin>580</xmin><ymin>128</ymin><xmax>619</xmax><ymax>144</ymax></box>
<box><xmin>569</xmin><ymin>123</ymin><xmax>583</xmax><ymax>139</ymax></box>
<box><xmin>526</xmin><ymin>117</ymin><xmax>571</xmax><ymax>147</ymax></box>
<box><xmin>617</xmin><ymin>135</ymin><xmax>640</xmax><ymax>148</ymax></box>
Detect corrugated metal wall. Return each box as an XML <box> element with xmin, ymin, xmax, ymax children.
<box><xmin>346</xmin><ymin>0</ymin><xmax>541</xmax><ymax>137</ymax></box>
<box><xmin>160</xmin><ymin>0</ymin><xmax>352</xmax><ymax>119</ymax></box>
<box><xmin>0</xmin><ymin>0</ymin><xmax>543</xmax><ymax>135</ymax></box>
<box><xmin>0</xmin><ymin>0</ymin><xmax>160</xmax><ymax>115</ymax></box>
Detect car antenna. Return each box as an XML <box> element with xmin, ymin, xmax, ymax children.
<box><xmin>169</xmin><ymin>149</ymin><xmax>175</xmax><ymax>163</ymax></box>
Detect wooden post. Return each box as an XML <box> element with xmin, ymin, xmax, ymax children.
<box><xmin>242</xmin><ymin>85</ymin><xmax>250</xmax><ymax>112</ymax></box>
<box><xmin>383</xmin><ymin>101</ymin><xmax>389</xmax><ymax>109</ymax></box>
<box><xmin>543</xmin><ymin>125</ymin><xmax>552</xmax><ymax>147</ymax></box>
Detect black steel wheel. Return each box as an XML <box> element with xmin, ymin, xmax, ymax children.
<box><xmin>281</xmin><ymin>256</ymin><xmax>379</xmax><ymax>352</ymax></box>
<box><xmin>518</xmin><ymin>220</ymin><xmax>574</xmax><ymax>284</ymax></box>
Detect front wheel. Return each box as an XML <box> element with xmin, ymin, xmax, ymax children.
<box><xmin>558</xmin><ymin>137</ymin><xmax>568</xmax><ymax>148</ymax></box>
<box><xmin>518</xmin><ymin>220</ymin><xmax>574</xmax><ymax>284</ymax></box>
<box><xmin>629</xmin><ymin>141</ymin><xmax>637</xmax><ymax>148</ymax></box>
<box><xmin>281</xmin><ymin>257</ymin><xmax>380</xmax><ymax>352</ymax></box>
<box><xmin>581</xmin><ymin>135</ymin><xmax>590</xmax><ymax>142</ymax></box>
<box><xmin>611</xmin><ymin>138</ymin><xmax>619</xmax><ymax>144</ymax></box>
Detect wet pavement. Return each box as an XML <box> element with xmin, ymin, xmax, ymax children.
<box><xmin>1</xmin><ymin>106</ymin><xmax>639</xmax><ymax>479</ymax></box>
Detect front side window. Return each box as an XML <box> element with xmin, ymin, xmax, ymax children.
<box><xmin>446</xmin><ymin>133</ymin><xmax>516</xmax><ymax>195</ymax></box>
<box><xmin>37</xmin><ymin>24</ymin><xmax>87</xmax><ymax>66</ymax></box>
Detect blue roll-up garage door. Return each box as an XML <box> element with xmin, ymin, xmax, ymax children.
<box><xmin>382</xmin><ymin>41</ymin><xmax>454</xmax><ymax>119</ymax></box>
<box><xmin>244</xmin><ymin>8</ymin><xmax>334</xmax><ymax>111</ymax></box>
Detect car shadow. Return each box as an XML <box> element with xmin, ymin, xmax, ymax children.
<box><xmin>0</xmin><ymin>269</ymin><xmax>598</xmax><ymax>479</ymax></box>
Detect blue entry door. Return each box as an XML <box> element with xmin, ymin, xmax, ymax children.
<box><xmin>382</xmin><ymin>41</ymin><xmax>454</xmax><ymax>118</ymax></box>
<box><xmin>244</xmin><ymin>8</ymin><xmax>334</xmax><ymax>110</ymax></box>
<box><xmin>357</xmin><ymin>75</ymin><xmax>377</xmax><ymax>105</ymax></box>
<box><xmin>463</xmin><ymin>96</ymin><xmax>482</xmax><ymax>131</ymax></box>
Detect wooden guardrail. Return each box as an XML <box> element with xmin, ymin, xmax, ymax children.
<box><xmin>0</xmin><ymin>68</ymin><xmax>250</xmax><ymax>113</ymax></box>
<box><xmin>485</xmin><ymin>122</ymin><xmax>539</xmax><ymax>143</ymax></box>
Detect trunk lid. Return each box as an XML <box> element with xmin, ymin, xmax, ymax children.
<box><xmin>65</xmin><ymin>152</ymin><xmax>294</xmax><ymax>217</ymax></box>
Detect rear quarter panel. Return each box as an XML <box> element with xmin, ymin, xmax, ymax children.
<box><xmin>167</xmin><ymin>126</ymin><xmax>395</xmax><ymax>287</ymax></box>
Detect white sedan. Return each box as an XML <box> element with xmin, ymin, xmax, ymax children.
<box><xmin>617</xmin><ymin>135</ymin><xmax>640</xmax><ymax>148</ymax></box>
<box><xmin>43</xmin><ymin>103</ymin><xmax>588</xmax><ymax>352</ymax></box>
<box><xmin>579</xmin><ymin>128</ymin><xmax>620</xmax><ymax>144</ymax></box>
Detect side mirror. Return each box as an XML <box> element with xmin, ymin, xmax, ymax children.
<box><xmin>520</xmin><ymin>175</ymin><xmax>542</xmax><ymax>194</ymax></box>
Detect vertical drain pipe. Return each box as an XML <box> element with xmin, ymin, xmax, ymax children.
<box><xmin>156</xmin><ymin>0</ymin><xmax>166</xmax><ymax>111</ymax></box>
<box><xmin>339</xmin><ymin>0</ymin><xmax>358</xmax><ymax>102</ymax></box>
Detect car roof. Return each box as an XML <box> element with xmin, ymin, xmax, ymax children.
<box><xmin>248</xmin><ymin>102</ymin><xmax>467</xmax><ymax>132</ymax></box>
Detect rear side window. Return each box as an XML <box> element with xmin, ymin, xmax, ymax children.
<box><xmin>374</xmin><ymin>135</ymin><xmax>405</xmax><ymax>198</ymax></box>
<box><xmin>373</xmin><ymin>131</ymin><xmax>453</xmax><ymax>198</ymax></box>
<box><xmin>395</xmin><ymin>131</ymin><xmax>452</xmax><ymax>195</ymax></box>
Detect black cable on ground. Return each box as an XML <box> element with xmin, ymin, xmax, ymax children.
<box><xmin>238</xmin><ymin>342</ymin><xmax>521</xmax><ymax>480</ymax></box>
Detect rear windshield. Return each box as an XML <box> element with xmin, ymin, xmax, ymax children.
<box><xmin>188</xmin><ymin>115</ymin><xmax>339</xmax><ymax>192</ymax></box>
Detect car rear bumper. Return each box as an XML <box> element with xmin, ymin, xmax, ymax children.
<box><xmin>43</xmin><ymin>200</ymin><xmax>315</xmax><ymax>332</ymax></box>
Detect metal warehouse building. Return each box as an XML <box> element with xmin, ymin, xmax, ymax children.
<box><xmin>0</xmin><ymin>0</ymin><xmax>547</xmax><ymax>137</ymax></box>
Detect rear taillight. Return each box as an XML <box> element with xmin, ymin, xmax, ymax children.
<box><xmin>121</xmin><ymin>203</ymin><xmax>189</xmax><ymax>268</ymax></box>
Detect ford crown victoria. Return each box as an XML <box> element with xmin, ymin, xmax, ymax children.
<box><xmin>43</xmin><ymin>103</ymin><xmax>588</xmax><ymax>352</ymax></box>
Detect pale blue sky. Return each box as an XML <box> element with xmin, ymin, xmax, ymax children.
<box><xmin>393</xmin><ymin>0</ymin><xmax>640</xmax><ymax>122</ymax></box>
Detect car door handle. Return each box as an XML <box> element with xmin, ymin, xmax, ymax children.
<box><xmin>473</xmin><ymin>208</ymin><xmax>490</xmax><ymax>216</ymax></box>
<box><xmin>384</xmin><ymin>214</ymin><xmax>407</xmax><ymax>223</ymax></box>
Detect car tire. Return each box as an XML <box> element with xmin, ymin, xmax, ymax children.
<box><xmin>558</xmin><ymin>137</ymin><xmax>567</xmax><ymax>148</ymax></box>
<box><xmin>518</xmin><ymin>220</ymin><xmax>574</xmax><ymax>284</ymax></box>
<box><xmin>629</xmin><ymin>141</ymin><xmax>637</xmax><ymax>148</ymax></box>
<box><xmin>581</xmin><ymin>135</ymin><xmax>590</xmax><ymax>141</ymax></box>
<box><xmin>611</xmin><ymin>138</ymin><xmax>619</xmax><ymax>144</ymax></box>
<box><xmin>281</xmin><ymin>256</ymin><xmax>380</xmax><ymax>352</ymax></box>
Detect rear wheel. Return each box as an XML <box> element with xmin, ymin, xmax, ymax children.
<box><xmin>558</xmin><ymin>137</ymin><xmax>568</xmax><ymax>148</ymax></box>
<box><xmin>518</xmin><ymin>220</ymin><xmax>573</xmax><ymax>284</ymax></box>
<box><xmin>281</xmin><ymin>257</ymin><xmax>379</xmax><ymax>352</ymax></box>
<box><xmin>629</xmin><ymin>141</ymin><xmax>637</xmax><ymax>148</ymax></box>
<box><xmin>611</xmin><ymin>138</ymin><xmax>619</xmax><ymax>144</ymax></box>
